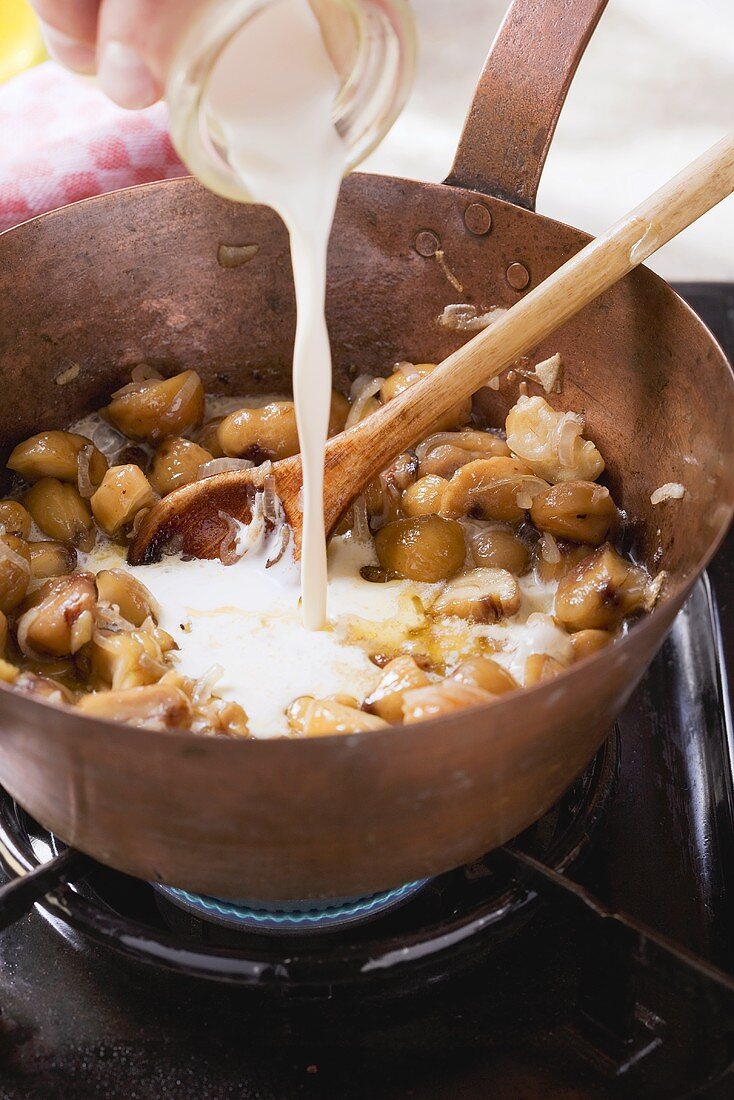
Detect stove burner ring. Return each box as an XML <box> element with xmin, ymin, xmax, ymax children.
<box><xmin>154</xmin><ymin>879</ymin><xmax>428</xmax><ymax>933</ymax></box>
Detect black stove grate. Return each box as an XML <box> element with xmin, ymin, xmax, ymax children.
<box><xmin>0</xmin><ymin>728</ymin><xmax>616</xmax><ymax>990</ymax></box>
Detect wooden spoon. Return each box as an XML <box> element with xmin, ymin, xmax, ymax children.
<box><xmin>128</xmin><ymin>134</ymin><xmax>734</xmax><ymax>566</ymax></box>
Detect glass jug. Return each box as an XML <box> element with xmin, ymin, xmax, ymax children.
<box><xmin>166</xmin><ymin>0</ymin><xmax>417</xmax><ymax>203</ymax></box>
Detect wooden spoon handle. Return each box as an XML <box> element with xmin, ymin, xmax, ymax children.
<box><xmin>327</xmin><ymin>133</ymin><xmax>734</xmax><ymax>512</ymax></box>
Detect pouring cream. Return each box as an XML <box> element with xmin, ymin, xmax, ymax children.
<box><xmin>203</xmin><ymin>0</ymin><xmax>348</xmax><ymax>629</ymax></box>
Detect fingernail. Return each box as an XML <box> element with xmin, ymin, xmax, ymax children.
<box><xmin>40</xmin><ymin>22</ymin><xmax>96</xmax><ymax>75</ymax></box>
<box><xmin>98</xmin><ymin>41</ymin><xmax>159</xmax><ymax>110</ymax></box>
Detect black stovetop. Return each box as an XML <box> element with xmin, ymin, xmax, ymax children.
<box><xmin>0</xmin><ymin>284</ymin><xmax>733</xmax><ymax>1100</ymax></box>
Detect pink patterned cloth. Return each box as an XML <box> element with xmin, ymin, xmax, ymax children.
<box><xmin>0</xmin><ymin>61</ymin><xmax>186</xmax><ymax>232</ymax></box>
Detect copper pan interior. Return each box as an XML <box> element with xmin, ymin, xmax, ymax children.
<box><xmin>1</xmin><ymin>174</ymin><xmax>731</xmax><ymax>590</ymax></box>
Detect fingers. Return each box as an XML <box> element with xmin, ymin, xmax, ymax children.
<box><xmin>30</xmin><ymin>0</ymin><xmax>100</xmax><ymax>74</ymax></box>
<box><xmin>97</xmin><ymin>0</ymin><xmax>205</xmax><ymax>109</ymax></box>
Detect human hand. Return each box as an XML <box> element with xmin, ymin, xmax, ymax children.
<box><xmin>29</xmin><ymin>0</ymin><xmax>208</xmax><ymax>109</ymax></box>
<box><xmin>31</xmin><ymin>1</ymin><xmax>352</xmax><ymax>110</ymax></box>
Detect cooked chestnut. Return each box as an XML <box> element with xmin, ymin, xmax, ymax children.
<box><xmin>77</xmin><ymin>683</ymin><xmax>193</xmax><ymax>730</ymax></box>
<box><xmin>16</xmin><ymin>572</ymin><xmax>97</xmax><ymax>659</ymax></box>
<box><xmin>0</xmin><ymin>500</ymin><xmax>31</xmax><ymax>538</ymax></box>
<box><xmin>0</xmin><ymin>659</ymin><xmax>17</xmax><ymax>684</ymax></box>
<box><xmin>530</xmin><ymin>480</ymin><xmax>618</xmax><ymax>545</ymax></box>
<box><xmin>0</xmin><ymin>535</ymin><xmax>31</xmax><ymax>613</ymax></box>
<box><xmin>96</xmin><ymin>569</ymin><xmax>158</xmax><ymax>627</ymax></box>
<box><xmin>524</xmin><ymin>653</ymin><xmax>567</xmax><ymax>685</ymax></box>
<box><xmin>289</xmin><ymin>697</ymin><xmax>388</xmax><ymax>735</ymax></box>
<box><xmin>380</xmin><ymin>363</ymin><xmax>471</xmax><ymax>432</ymax></box>
<box><xmin>24</xmin><ymin>479</ymin><xmax>95</xmax><ymax>551</ymax></box>
<box><xmin>90</xmin><ymin>465</ymin><xmax>156</xmax><ymax>536</ymax></box>
<box><xmin>401</xmin><ymin>475</ymin><xmax>447</xmax><ymax>518</ymax></box>
<box><xmin>218</xmin><ymin>393</ymin><xmax>346</xmax><ymax>462</ymax></box>
<box><xmin>570</xmin><ymin>628</ymin><xmax>614</xmax><ymax>660</ymax></box>
<box><xmin>555</xmin><ymin>544</ymin><xmax>650</xmax><ymax>632</ymax></box>
<box><xmin>533</xmin><ymin>540</ymin><xmax>591</xmax><ymax>583</ymax></box>
<box><xmin>13</xmin><ymin>671</ymin><xmax>74</xmax><ymax>705</ymax></box>
<box><xmin>441</xmin><ymin>457</ymin><xmax>549</xmax><ymax>523</ymax></box>
<box><xmin>434</xmin><ymin>568</ymin><xmax>521</xmax><ymax>623</ymax></box>
<box><xmin>375</xmin><ymin>515</ymin><xmax>466</xmax><ymax>582</ymax></box>
<box><xmin>105</xmin><ymin>370</ymin><xmax>205</xmax><ymax>443</ymax></box>
<box><xmin>363</xmin><ymin>656</ymin><xmax>430</xmax><ymax>723</ymax></box>
<box><xmin>27</xmin><ymin>541</ymin><xmax>77</xmax><ymax>579</ymax></box>
<box><xmin>89</xmin><ymin>627</ymin><xmax>167</xmax><ymax>691</ymax></box>
<box><xmin>149</xmin><ymin>437</ymin><xmax>213</xmax><ymax>497</ymax></box>
<box><xmin>451</xmin><ymin>657</ymin><xmax>517</xmax><ymax>695</ymax></box>
<box><xmin>8</xmin><ymin>431</ymin><xmax>107</xmax><ymax>487</ymax></box>
<box><xmin>469</xmin><ymin>525</ymin><xmax>530</xmax><ymax>574</ymax></box>
<box><xmin>197</xmin><ymin>418</ymin><xmax>225</xmax><ymax>457</ymax></box>
<box><xmin>416</xmin><ymin>430</ymin><xmax>510</xmax><ymax>479</ymax></box>
<box><xmin>401</xmin><ymin>681</ymin><xmax>494</xmax><ymax>723</ymax></box>
<box><xmin>505</xmin><ymin>395</ymin><xmax>604</xmax><ymax>483</ymax></box>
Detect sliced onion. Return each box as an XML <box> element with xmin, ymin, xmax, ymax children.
<box><xmin>54</xmin><ymin>363</ymin><xmax>80</xmax><ymax>386</ymax></box>
<box><xmin>76</xmin><ymin>444</ymin><xmax>95</xmax><ymax>498</ymax></box>
<box><xmin>98</xmin><ymin>605</ymin><xmax>136</xmax><ymax>633</ymax></box>
<box><xmin>191</xmin><ymin>663</ymin><xmax>224</xmax><ymax>708</ymax></box>
<box><xmin>368</xmin><ymin>476</ymin><xmax>401</xmax><ymax>530</ymax></box>
<box><xmin>591</xmin><ymin>484</ymin><xmax>610</xmax><ymax>504</ymax></box>
<box><xmin>216</xmin><ymin>510</ymin><xmax>241</xmax><ymax>565</ymax></box>
<box><xmin>197</xmin><ymin>457</ymin><xmax>254</xmax><ymax>480</ymax></box>
<box><xmin>415</xmin><ymin>431</ymin><xmax>500</xmax><ymax>465</ymax></box>
<box><xmin>349</xmin><ymin>372</ymin><xmax>383</xmax><ymax>403</ymax></box>
<box><xmin>438</xmin><ymin>303</ymin><xmax>507</xmax><ymax>332</ymax></box>
<box><xmin>400</xmin><ymin>362</ymin><xmax>424</xmax><ymax>383</ymax></box>
<box><xmin>111</xmin><ymin>380</ymin><xmax>147</xmax><ymax>400</ymax></box>
<box><xmin>266</xmin><ymin>523</ymin><xmax>290</xmax><ymax>568</ymax></box>
<box><xmin>352</xmin><ymin>496</ymin><xmax>370</xmax><ymax>542</ymax></box>
<box><xmin>167</xmin><ymin>372</ymin><xmax>198</xmax><ymax>418</ymax></box>
<box><xmin>541</xmin><ymin>532</ymin><xmax>561</xmax><ymax>563</ymax></box>
<box><xmin>16</xmin><ymin>606</ymin><xmax>41</xmax><ymax>659</ymax></box>
<box><xmin>650</xmin><ymin>483</ymin><xmax>685</xmax><ymax>506</ymax></box>
<box><xmin>415</xmin><ymin>433</ymin><xmax>457</xmax><ymax>462</ymax></box>
<box><xmin>84</xmin><ymin>417</ymin><xmax>129</xmax><ymax>459</ymax></box>
<box><xmin>129</xmin><ymin>506</ymin><xmax>151</xmax><ymax>542</ymax></box>
<box><xmin>0</xmin><ymin>537</ymin><xmax>30</xmax><ymax>577</ymax></box>
<box><xmin>346</xmin><ymin>374</ymin><xmax>384</xmax><ymax>428</ymax></box>
<box><xmin>557</xmin><ymin>414</ymin><xmax>583</xmax><ymax>468</ymax></box>
<box><xmin>262</xmin><ymin>474</ymin><xmax>282</xmax><ymax>525</ymax></box>
<box><xmin>131</xmin><ymin>363</ymin><xmax>163</xmax><ymax>383</ymax></box>
<box><xmin>483</xmin><ymin>475</ymin><xmax>548</xmax><ymax>500</ymax></box>
<box><xmin>138</xmin><ymin>648</ymin><xmax>165</xmax><ymax>678</ymax></box>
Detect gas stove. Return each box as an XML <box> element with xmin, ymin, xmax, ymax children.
<box><xmin>0</xmin><ymin>284</ymin><xmax>733</xmax><ymax>1099</ymax></box>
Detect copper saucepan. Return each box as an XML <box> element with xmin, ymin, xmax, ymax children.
<box><xmin>0</xmin><ymin>0</ymin><xmax>731</xmax><ymax>900</ymax></box>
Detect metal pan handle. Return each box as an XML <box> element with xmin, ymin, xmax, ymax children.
<box><xmin>445</xmin><ymin>0</ymin><xmax>609</xmax><ymax>210</ymax></box>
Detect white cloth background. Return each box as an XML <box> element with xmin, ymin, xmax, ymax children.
<box><xmin>364</xmin><ymin>0</ymin><xmax>734</xmax><ymax>280</ymax></box>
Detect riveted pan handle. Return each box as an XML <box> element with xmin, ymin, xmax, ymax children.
<box><xmin>445</xmin><ymin>0</ymin><xmax>609</xmax><ymax>210</ymax></box>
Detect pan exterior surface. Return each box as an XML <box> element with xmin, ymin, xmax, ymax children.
<box><xmin>0</xmin><ymin>0</ymin><xmax>731</xmax><ymax>898</ymax></box>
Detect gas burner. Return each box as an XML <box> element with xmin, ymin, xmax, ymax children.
<box><xmin>153</xmin><ymin>878</ymin><xmax>429</xmax><ymax>934</ymax></box>
<box><xmin>0</xmin><ymin>733</ymin><xmax>617</xmax><ymax>991</ymax></box>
